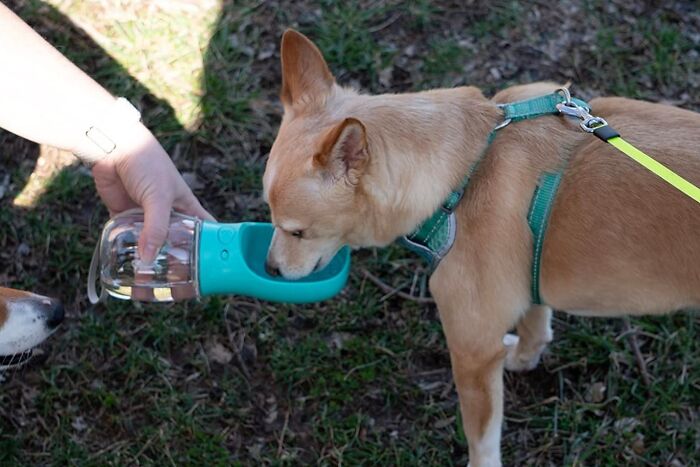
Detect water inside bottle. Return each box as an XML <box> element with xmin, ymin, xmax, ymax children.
<box><xmin>100</xmin><ymin>212</ymin><xmax>199</xmax><ymax>302</ymax></box>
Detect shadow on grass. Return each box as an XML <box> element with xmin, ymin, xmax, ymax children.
<box><xmin>1</xmin><ymin>0</ymin><xmax>186</xmax><ymax>300</ymax></box>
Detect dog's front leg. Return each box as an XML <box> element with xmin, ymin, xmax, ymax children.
<box><xmin>449</xmin><ymin>337</ymin><xmax>506</xmax><ymax>467</ymax></box>
<box><xmin>432</xmin><ymin>285</ymin><xmax>518</xmax><ymax>466</ymax></box>
<box><xmin>430</xmin><ymin>245</ymin><xmax>529</xmax><ymax>467</ymax></box>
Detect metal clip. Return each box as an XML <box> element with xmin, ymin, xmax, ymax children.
<box><xmin>556</xmin><ymin>100</ymin><xmax>608</xmax><ymax>133</ymax></box>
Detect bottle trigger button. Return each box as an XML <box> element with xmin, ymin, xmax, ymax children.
<box><xmin>217</xmin><ymin>227</ymin><xmax>234</xmax><ymax>244</ymax></box>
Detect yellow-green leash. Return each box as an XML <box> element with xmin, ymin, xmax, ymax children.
<box><xmin>529</xmin><ymin>88</ymin><xmax>700</xmax><ymax>305</ymax></box>
<box><xmin>606</xmin><ymin>137</ymin><xmax>700</xmax><ymax>203</ymax></box>
<box><xmin>556</xmin><ymin>88</ymin><xmax>700</xmax><ymax>204</ymax></box>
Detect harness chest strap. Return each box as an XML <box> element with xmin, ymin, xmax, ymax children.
<box><xmin>401</xmin><ymin>92</ymin><xmax>589</xmax><ymax>270</ymax></box>
<box><xmin>401</xmin><ymin>92</ymin><xmax>587</xmax><ymax>307</ymax></box>
<box><xmin>527</xmin><ymin>171</ymin><xmax>562</xmax><ymax>304</ymax></box>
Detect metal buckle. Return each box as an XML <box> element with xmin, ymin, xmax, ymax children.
<box><xmin>579</xmin><ymin>116</ymin><xmax>608</xmax><ymax>132</ymax></box>
<box><xmin>494</xmin><ymin>103</ymin><xmax>511</xmax><ymax>130</ymax></box>
<box><xmin>493</xmin><ymin>117</ymin><xmax>511</xmax><ymax>131</ymax></box>
<box><xmin>556</xmin><ymin>99</ymin><xmax>608</xmax><ymax>133</ymax></box>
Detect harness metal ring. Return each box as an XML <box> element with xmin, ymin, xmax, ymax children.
<box><xmin>556</xmin><ymin>87</ymin><xmax>572</xmax><ymax>105</ymax></box>
<box><xmin>493</xmin><ymin>118</ymin><xmax>511</xmax><ymax>130</ymax></box>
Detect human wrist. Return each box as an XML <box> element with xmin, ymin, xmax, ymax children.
<box><xmin>72</xmin><ymin>97</ymin><xmax>143</xmax><ymax>166</ymax></box>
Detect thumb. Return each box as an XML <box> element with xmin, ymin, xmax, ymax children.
<box><xmin>138</xmin><ymin>196</ymin><xmax>172</xmax><ymax>265</ymax></box>
<box><xmin>176</xmin><ymin>192</ymin><xmax>216</xmax><ymax>222</ymax></box>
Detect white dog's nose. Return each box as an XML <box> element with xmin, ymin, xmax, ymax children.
<box><xmin>45</xmin><ymin>299</ymin><xmax>65</xmax><ymax>329</ymax></box>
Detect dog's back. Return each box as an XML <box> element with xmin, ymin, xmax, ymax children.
<box><xmin>469</xmin><ymin>83</ymin><xmax>700</xmax><ymax>315</ymax></box>
<box><xmin>543</xmin><ymin>97</ymin><xmax>700</xmax><ymax>314</ymax></box>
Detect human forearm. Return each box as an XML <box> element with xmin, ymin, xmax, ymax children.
<box><xmin>0</xmin><ymin>3</ymin><xmax>214</xmax><ymax>265</ymax></box>
<box><xmin>0</xmin><ymin>3</ymin><xmax>139</xmax><ymax>160</ymax></box>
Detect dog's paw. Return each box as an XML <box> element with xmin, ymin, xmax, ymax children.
<box><xmin>505</xmin><ymin>349</ymin><xmax>541</xmax><ymax>372</ymax></box>
<box><xmin>502</xmin><ymin>333</ymin><xmax>519</xmax><ymax>347</ymax></box>
<box><xmin>503</xmin><ymin>333</ymin><xmax>544</xmax><ymax>372</ymax></box>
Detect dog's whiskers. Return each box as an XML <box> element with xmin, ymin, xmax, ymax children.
<box><xmin>0</xmin><ymin>349</ymin><xmax>35</xmax><ymax>377</ymax></box>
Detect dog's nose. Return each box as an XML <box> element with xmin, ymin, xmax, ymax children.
<box><xmin>265</xmin><ymin>261</ymin><xmax>280</xmax><ymax>277</ymax></box>
<box><xmin>46</xmin><ymin>300</ymin><xmax>65</xmax><ymax>329</ymax></box>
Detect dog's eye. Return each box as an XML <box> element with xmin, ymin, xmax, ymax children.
<box><xmin>291</xmin><ymin>230</ymin><xmax>304</xmax><ymax>239</ymax></box>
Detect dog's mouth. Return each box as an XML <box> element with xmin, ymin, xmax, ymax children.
<box><xmin>0</xmin><ymin>349</ymin><xmax>34</xmax><ymax>368</ymax></box>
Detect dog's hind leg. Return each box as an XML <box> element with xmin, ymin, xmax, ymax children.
<box><xmin>504</xmin><ymin>304</ymin><xmax>552</xmax><ymax>372</ymax></box>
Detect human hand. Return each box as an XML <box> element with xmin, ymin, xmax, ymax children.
<box><xmin>92</xmin><ymin>124</ymin><xmax>214</xmax><ymax>264</ymax></box>
<box><xmin>0</xmin><ymin>5</ymin><xmax>213</xmax><ymax>267</ymax></box>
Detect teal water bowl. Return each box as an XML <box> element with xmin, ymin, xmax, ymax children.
<box><xmin>198</xmin><ymin>222</ymin><xmax>350</xmax><ymax>303</ymax></box>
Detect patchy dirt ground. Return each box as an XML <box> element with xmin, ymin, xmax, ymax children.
<box><xmin>1</xmin><ymin>0</ymin><xmax>699</xmax><ymax>465</ymax></box>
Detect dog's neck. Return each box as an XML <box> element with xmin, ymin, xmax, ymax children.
<box><xmin>340</xmin><ymin>86</ymin><xmax>502</xmax><ymax>245</ymax></box>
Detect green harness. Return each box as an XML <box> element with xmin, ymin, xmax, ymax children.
<box><xmin>399</xmin><ymin>91</ymin><xmax>590</xmax><ymax>305</ymax></box>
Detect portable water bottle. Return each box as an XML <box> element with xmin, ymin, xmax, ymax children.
<box><xmin>88</xmin><ymin>209</ymin><xmax>350</xmax><ymax>304</ymax></box>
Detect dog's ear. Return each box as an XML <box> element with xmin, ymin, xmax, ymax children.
<box><xmin>280</xmin><ymin>29</ymin><xmax>334</xmax><ymax>107</ymax></box>
<box><xmin>314</xmin><ymin>118</ymin><xmax>369</xmax><ymax>183</ymax></box>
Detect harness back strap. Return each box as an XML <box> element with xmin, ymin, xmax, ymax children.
<box><xmin>499</xmin><ymin>94</ymin><xmax>589</xmax><ymax>125</ymax></box>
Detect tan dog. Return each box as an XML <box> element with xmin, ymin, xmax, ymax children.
<box><xmin>263</xmin><ymin>29</ymin><xmax>700</xmax><ymax>465</ymax></box>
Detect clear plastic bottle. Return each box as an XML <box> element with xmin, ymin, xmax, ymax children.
<box><xmin>90</xmin><ymin>209</ymin><xmax>351</xmax><ymax>304</ymax></box>
<box><xmin>99</xmin><ymin>210</ymin><xmax>199</xmax><ymax>302</ymax></box>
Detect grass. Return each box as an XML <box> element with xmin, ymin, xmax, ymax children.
<box><xmin>421</xmin><ymin>37</ymin><xmax>471</xmax><ymax>87</ymax></box>
<box><xmin>468</xmin><ymin>1</ymin><xmax>521</xmax><ymax>39</ymax></box>
<box><xmin>301</xmin><ymin>1</ymin><xmax>397</xmax><ymax>89</ymax></box>
<box><xmin>588</xmin><ymin>7</ymin><xmax>700</xmax><ymax>99</ymax></box>
<box><xmin>1</xmin><ymin>0</ymin><xmax>699</xmax><ymax>465</ymax></box>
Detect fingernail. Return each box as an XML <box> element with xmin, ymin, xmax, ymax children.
<box><xmin>140</xmin><ymin>244</ymin><xmax>158</xmax><ymax>267</ymax></box>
